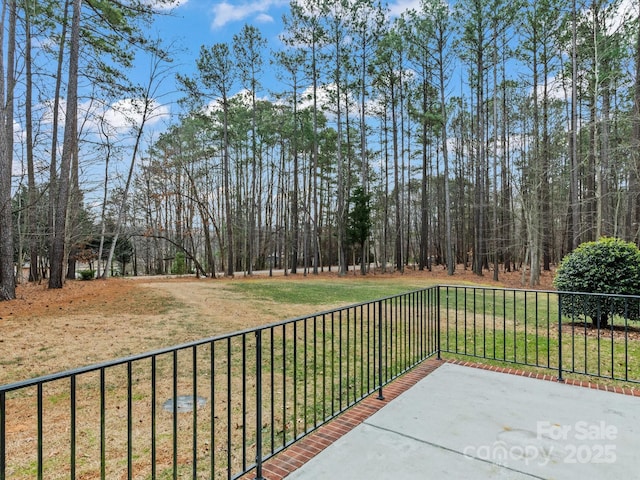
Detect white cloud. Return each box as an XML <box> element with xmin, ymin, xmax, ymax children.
<box><xmin>534</xmin><ymin>75</ymin><xmax>568</xmax><ymax>103</ymax></box>
<box><xmin>145</xmin><ymin>0</ymin><xmax>188</xmax><ymax>12</ymax></box>
<box><xmin>203</xmin><ymin>88</ymin><xmax>270</xmax><ymax>116</ymax></box>
<box><xmin>101</xmin><ymin>98</ymin><xmax>171</xmax><ymax>132</ymax></box>
<box><xmin>255</xmin><ymin>13</ymin><xmax>275</xmax><ymax>24</ymax></box>
<box><xmin>13</xmin><ymin>120</ymin><xmax>25</xmax><ymax>144</ymax></box>
<box><xmin>40</xmin><ymin>97</ymin><xmax>66</xmax><ymax>127</ymax></box>
<box><xmin>577</xmin><ymin>0</ymin><xmax>639</xmax><ymax>36</ymax></box>
<box><xmin>40</xmin><ymin>97</ymin><xmax>169</xmax><ymax>136</ymax></box>
<box><xmin>387</xmin><ymin>0</ymin><xmax>420</xmax><ymax>17</ymax></box>
<box><xmin>211</xmin><ymin>0</ymin><xmax>287</xmax><ymax>28</ymax></box>
<box><xmin>605</xmin><ymin>0</ymin><xmax>638</xmax><ymax>34</ymax></box>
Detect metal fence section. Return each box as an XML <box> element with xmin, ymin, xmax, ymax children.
<box><xmin>3</xmin><ymin>285</ymin><xmax>640</xmax><ymax>479</ymax></box>
<box><xmin>438</xmin><ymin>286</ymin><xmax>640</xmax><ymax>384</ymax></box>
<box><xmin>0</xmin><ymin>288</ymin><xmax>439</xmax><ymax>480</ymax></box>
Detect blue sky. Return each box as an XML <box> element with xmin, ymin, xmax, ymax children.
<box><xmin>95</xmin><ymin>0</ymin><xmax>419</xmax><ymax>141</ymax></box>
<box><xmin>156</xmin><ymin>0</ymin><xmax>413</xmax><ymax>57</ymax></box>
<box><xmin>153</xmin><ymin>0</ymin><xmax>293</xmax><ymax>95</ymax></box>
<box><xmin>140</xmin><ymin>0</ymin><xmax>637</xmax><ymax>123</ymax></box>
<box><xmin>146</xmin><ymin>0</ymin><xmax>418</xmax><ymax>101</ymax></box>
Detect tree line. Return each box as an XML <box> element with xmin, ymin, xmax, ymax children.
<box><xmin>1</xmin><ymin>0</ymin><xmax>639</xmax><ymax>300</ymax></box>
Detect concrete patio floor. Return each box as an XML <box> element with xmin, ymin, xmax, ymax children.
<box><xmin>283</xmin><ymin>362</ymin><xmax>640</xmax><ymax>479</ymax></box>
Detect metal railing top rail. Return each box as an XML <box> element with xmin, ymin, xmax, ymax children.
<box><xmin>439</xmin><ymin>284</ymin><xmax>640</xmax><ymax>300</ymax></box>
<box><xmin>4</xmin><ymin>284</ymin><xmax>639</xmax><ymax>394</ymax></box>
<box><xmin>0</xmin><ymin>287</ymin><xmax>432</xmax><ymax>394</ymax></box>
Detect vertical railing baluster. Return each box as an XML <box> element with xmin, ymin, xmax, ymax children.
<box><xmin>410</xmin><ymin>292</ymin><xmax>420</xmax><ymax>365</ymax></box>
<box><xmin>330</xmin><ymin>312</ymin><xmax>335</xmax><ymax>416</ymax></box>
<box><xmin>353</xmin><ymin>308</ymin><xmax>357</xmax><ymax>403</ymax></box>
<box><xmin>422</xmin><ymin>290</ymin><xmax>426</xmax><ymax>358</ymax></box>
<box><xmin>525</xmin><ymin>292</ymin><xmax>529</xmax><ymax>365</ymax></box>
<box><xmin>313</xmin><ymin>315</ymin><xmax>317</xmax><ymax>427</ymax></box>
<box><xmin>534</xmin><ymin>292</ymin><xmax>539</xmax><ymax>366</ymax></box>
<box><xmin>407</xmin><ymin>293</ymin><xmax>411</xmax><ymax>368</ymax></box>
<box><xmin>360</xmin><ymin>305</ymin><xmax>364</xmax><ymax>399</ymax></box>
<box><xmin>436</xmin><ymin>287</ymin><xmax>441</xmax><ymax>359</ymax></box>
<box><xmin>192</xmin><ymin>346</ymin><xmax>198</xmax><ymax>479</ymax></box>
<box><xmin>394</xmin><ymin>296</ymin><xmax>399</xmax><ymax>377</ymax></box>
<box><xmin>242</xmin><ymin>335</ymin><xmax>247</xmax><ymax>471</ymax></box>
<box><xmin>0</xmin><ymin>390</ymin><xmax>5</xmax><ymax>480</ymax></box>
<box><xmin>558</xmin><ymin>295</ymin><xmax>564</xmax><ymax>382</ymax></box>
<box><xmin>610</xmin><ymin>305</ymin><xmax>615</xmax><ymax>379</ymax></box>
<box><xmin>70</xmin><ymin>375</ymin><xmax>76</xmax><ymax>480</ymax></box>
<box><xmin>547</xmin><ymin>292</ymin><xmax>552</xmax><ymax>369</ymax></box>
<box><xmin>625</xmin><ymin>301</ymin><xmax>630</xmax><ymax>381</ymax></box>
<box><xmin>281</xmin><ymin>325</ymin><xmax>286</xmax><ymax>449</ymax></box>
<box><xmin>367</xmin><ymin>303</ymin><xmax>372</xmax><ymax>389</ymax></box>
<box><xmin>293</xmin><ymin>321</ymin><xmax>298</xmax><ymax>440</ymax></box>
<box><xmin>338</xmin><ymin>311</ymin><xmax>343</xmax><ymax>409</ymax></box>
<box><xmin>407</xmin><ymin>293</ymin><xmax>410</xmax><ymax>367</ymax></box>
<box><xmin>598</xmin><ymin>302</ymin><xmax>604</xmax><ymax>377</ymax></box>
<box><xmin>226</xmin><ymin>338</ymin><xmax>232</xmax><ymax>480</ymax></box>
<box><xmin>352</xmin><ymin>307</ymin><xmax>357</xmax><ymax>403</ymax></box>
<box><xmin>418</xmin><ymin>290</ymin><xmax>422</xmax><ymax>361</ymax></box>
<box><xmin>466</xmin><ymin>288</ymin><xmax>470</xmax><ymax>356</ymax></box>
<box><xmin>401</xmin><ymin>295</ymin><xmax>406</xmax><ymax>371</ymax></box>
<box><xmin>502</xmin><ymin>292</ymin><xmax>506</xmax><ymax>361</ymax></box>
<box><xmin>303</xmin><ymin>317</ymin><xmax>316</xmax><ymax>420</ymax></box>
<box><xmin>269</xmin><ymin>327</ymin><xmax>275</xmax><ymax>453</ymax></box>
<box><xmin>210</xmin><ymin>342</ymin><xmax>216</xmax><ymax>478</ymax></box>
<box><xmin>255</xmin><ymin>329</ymin><xmax>264</xmax><ymax>480</ymax></box>
<box><xmin>322</xmin><ymin>314</ymin><xmax>326</xmax><ymax>421</ymax></box>
<box><xmin>150</xmin><ymin>359</ymin><xmax>156</xmax><ymax>480</ymax></box>
<box><xmin>173</xmin><ymin>350</ymin><xmax>179</xmax><ymax>480</ymax></box>
<box><xmin>583</xmin><ymin>297</ymin><xmax>588</xmax><ymax>374</ymax></box>
<box><xmin>491</xmin><ymin>290</ymin><xmax>497</xmax><ymax>360</ymax></box>
<box><xmin>345</xmin><ymin>310</ymin><xmax>350</xmax><ymax>406</ymax></box>
<box><xmin>37</xmin><ymin>383</ymin><xmax>43</xmax><ymax>480</ymax></box>
<box><xmin>127</xmin><ymin>362</ymin><xmax>133</xmax><ymax>480</ymax></box>
<box><xmin>377</xmin><ymin>300</ymin><xmax>384</xmax><ymax>401</ymax></box>
<box><xmin>385</xmin><ymin>299</ymin><xmax>389</xmax><ymax>381</ymax></box>
<box><xmin>596</xmin><ymin>301</ymin><xmax>602</xmax><ymax>377</ymax></box>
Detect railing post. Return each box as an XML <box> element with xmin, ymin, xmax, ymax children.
<box><xmin>377</xmin><ymin>300</ymin><xmax>385</xmax><ymax>401</ymax></box>
<box><xmin>255</xmin><ymin>329</ymin><xmax>265</xmax><ymax>480</ymax></box>
<box><xmin>1</xmin><ymin>391</ymin><xmax>5</xmax><ymax>480</ymax></box>
<box><xmin>557</xmin><ymin>295</ymin><xmax>564</xmax><ymax>383</ymax></box>
<box><xmin>436</xmin><ymin>287</ymin><xmax>441</xmax><ymax>360</ymax></box>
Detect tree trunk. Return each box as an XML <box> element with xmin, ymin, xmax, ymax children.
<box><xmin>631</xmin><ymin>12</ymin><xmax>640</xmax><ymax>243</ymax></box>
<box><xmin>24</xmin><ymin>0</ymin><xmax>39</xmax><ymax>282</ymax></box>
<box><xmin>49</xmin><ymin>0</ymin><xmax>80</xmax><ymax>289</ymax></box>
<box><xmin>0</xmin><ymin>0</ymin><xmax>17</xmax><ymax>300</ymax></box>
<box><xmin>569</xmin><ymin>0</ymin><xmax>580</xmax><ymax>251</ymax></box>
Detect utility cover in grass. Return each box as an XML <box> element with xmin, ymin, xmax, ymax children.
<box><xmin>162</xmin><ymin>395</ymin><xmax>206</xmax><ymax>413</ymax></box>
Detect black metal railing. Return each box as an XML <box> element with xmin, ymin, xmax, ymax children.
<box><xmin>2</xmin><ymin>285</ymin><xmax>640</xmax><ymax>479</ymax></box>
<box><xmin>439</xmin><ymin>286</ymin><xmax>640</xmax><ymax>384</ymax></box>
<box><xmin>0</xmin><ymin>288</ymin><xmax>438</xmax><ymax>480</ymax></box>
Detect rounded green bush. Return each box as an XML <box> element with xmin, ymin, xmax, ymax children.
<box><xmin>553</xmin><ymin>237</ymin><xmax>640</xmax><ymax>327</ymax></box>
<box><xmin>78</xmin><ymin>269</ymin><xmax>95</xmax><ymax>281</ymax></box>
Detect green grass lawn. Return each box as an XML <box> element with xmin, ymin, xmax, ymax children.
<box><xmin>230</xmin><ymin>279</ymin><xmax>429</xmax><ymax>306</ymax></box>
<box><xmin>438</xmin><ymin>286</ymin><xmax>640</xmax><ymax>387</ymax></box>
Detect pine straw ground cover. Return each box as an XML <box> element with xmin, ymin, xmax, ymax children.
<box><xmin>1</xmin><ymin>267</ymin><xmax>560</xmax><ymax>479</ymax></box>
